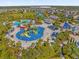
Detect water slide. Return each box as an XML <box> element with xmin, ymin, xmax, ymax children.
<box><xmin>16</xmin><ymin>27</ymin><xmax>44</xmax><ymax>41</ymax></box>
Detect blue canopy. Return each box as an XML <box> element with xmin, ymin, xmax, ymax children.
<box><xmin>63</xmin><ymin>22</ymin><xmax>71</xmax><ymax>29</ymax></box>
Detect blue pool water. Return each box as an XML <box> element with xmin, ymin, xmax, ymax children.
<box><xmin>16</xmin><ymin>27</ymin><xmax>44</xmax><ymax>41</ymax></box>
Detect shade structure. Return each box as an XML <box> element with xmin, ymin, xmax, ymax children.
<box><xmin>63</xmin><ymin>22</ymin><xmax>71</xmax><ymax>29</ymax></box>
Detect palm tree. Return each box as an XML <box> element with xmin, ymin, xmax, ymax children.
<box><xmin>55</xmin><ymin>31</ymin><xmax>71</xmax><ymax>58</ymax></box>
<box><xmin>63</xmin><ymin>40</ymin><xmax>79</xmax><ymax>59</ymax></box>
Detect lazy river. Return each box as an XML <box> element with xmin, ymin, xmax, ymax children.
<box><xmin>16</xmin><ymin>27</ymin><xmax>44</xmax><ymax>41</ymax></box>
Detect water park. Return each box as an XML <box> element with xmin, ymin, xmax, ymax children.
<box><xmin>6</xmin><ymin>17</ymin><xmax>79</xmax><ymax>48</ymax></box>
<box><xmin>5</xmin><ymin>11</ymin><xmax>79</xmax><ymax>49</ymax></box>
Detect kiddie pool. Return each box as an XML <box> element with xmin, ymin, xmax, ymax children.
<box><xmin>16</xmin><ymin>27</ymin><xmax>44</xmax><ymax>41</ymax></box>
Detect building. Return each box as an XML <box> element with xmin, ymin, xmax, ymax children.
<box><xmin>49</xmin><ymin>15</ymin><xmax>58</xmax><ymax>20</ymax></box>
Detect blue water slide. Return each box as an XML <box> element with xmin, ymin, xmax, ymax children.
<box><xmin>16</xmin><ymin>27</ymin><xmax>44</xmax><ymax>41</ymax></box>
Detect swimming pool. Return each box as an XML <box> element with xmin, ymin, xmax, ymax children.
<box><xmin>16</xmin><ymin>27</ymin><xmax>44</xmax><ymax>41</ymax></box>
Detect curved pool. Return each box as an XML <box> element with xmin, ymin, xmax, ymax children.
<box><xmin>16</xmin><ymin>27</ymin><xmax>44</xmax><ymax>41</ymax></box>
